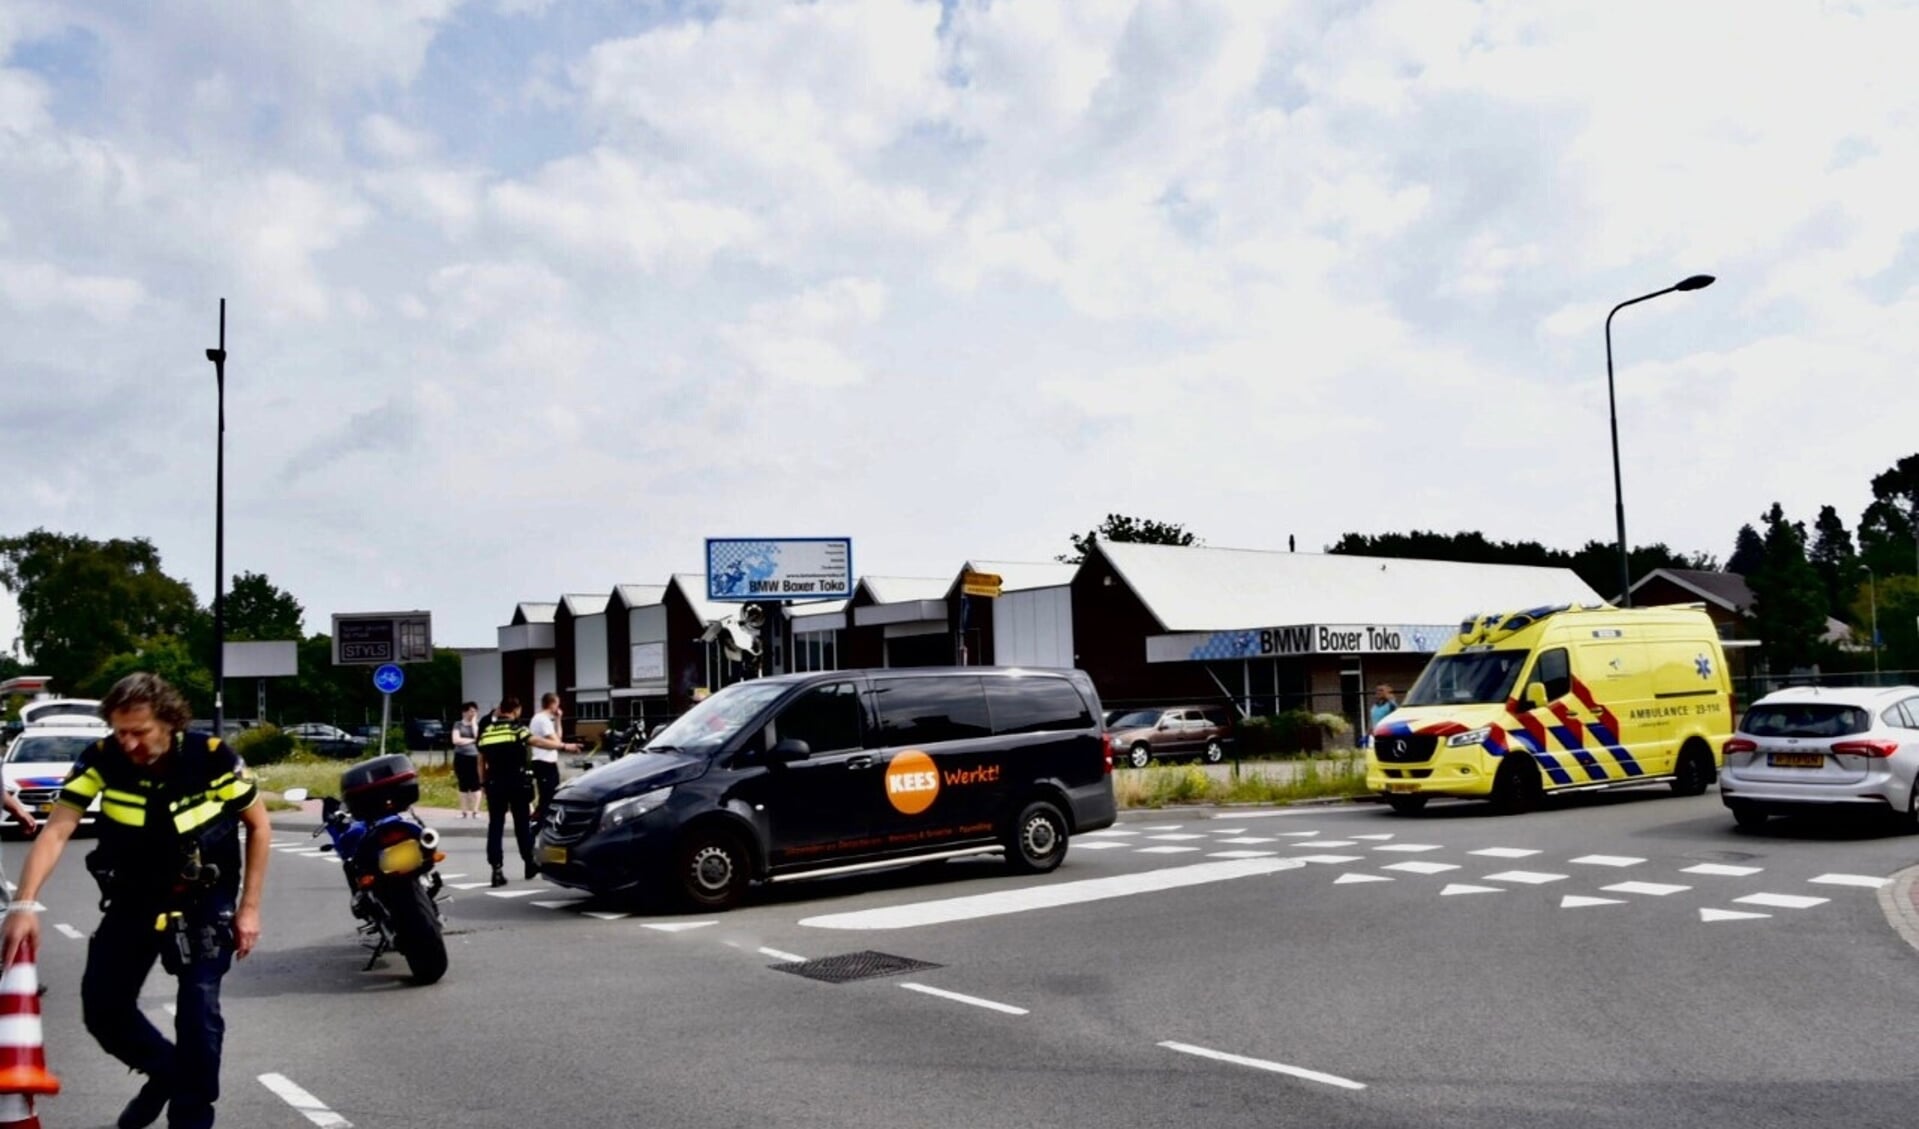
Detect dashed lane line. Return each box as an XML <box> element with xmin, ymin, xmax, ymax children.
<box><xmin>1810</xmin><ymin>873</ymin><xmax>1890</xmax><ymax>889</ymax></box>
<box><xmin>1288</xmin><ymin>839</ymin><xmax>1357</xmax><ymax>848</ymax></box>
<box><xmin>1734</xmin><ymin>892</ymin><xmax>1829</xmax><ymax>910</ymax></box>
<box><xmin>1217</xmin><ymin>837</ymin><xmax>1277</xmax><ymax>845</ymax></box>
<box><xmin>1561</xmin><ymin>895</ymin><xmax>1624</xmax><ymax>908</ymax></box>
<box><xmin>1682</xmin><ymin>864</ymin><xmax>1763</xmax><ymax>877</ymax></box>
<box><xmin>1295</xmin><ymin>854</ymin><xmax>1364</xmax><ymax>864</ymax></box>
<box><xmin>258</xmin><ymin>1073</ymin><xmax>352</xmax><ymax>1128</ymax></box>
<box><xmin>900</xmin><ymin>982</ymin><xmax>1029</xmax><ymax>1016</ymax></box>
<box><xmin>1137</xmin><ymin>846</ymin><xmax>1201</xmax><ymax>854</ymax></box>
<box><xmin>1439</xmin><ymin>883</ymin><xmax>1503</xmax><ymax>896</ymax></box>
<box><xmin>1159</xmin><ymin>1040</ymin><xmax>1366</xmax><ymax>1091</ymax></box>
<box><xmin>1470</xmin><ymin>848</ymin><xmax>1541</xmax><ymax>859</ymax></box>
<box><xmin>1380</xmin><ymin>861</ymin><xmax>1458</xmax><ymax>875</ymax></box>
<box><xmin>1572</xmin><ymin>855</ymin><xmax>1645</xmax><ymax>868</ymax></box>
<box><xmin>53</xmin><ymin>923</ymin><xmax>83</xmax><ymax>941</ymax></box>
<box><xmin>1701</xmin><ymin>908</ymin><xmax>1771</xmax><ymax>922</ymax></box>
<box><xmin>1072</xmin><ymin>840</ymin><xmax>1129</xmax><ymax>850</ymax></box>
<box><xmin>1372</xmin><ymin>844</ymin><xmax>1442</xmax><ymax>853</ymax></box>
<box><xmin>759</xmin><ymin>947</ymin><xmax>806</xmax><ymax>963</ymax></box>
<box><xmin>1145</xmin><ymin>834</ymin><xmax>1206</xmax><ymax>841</ymax></box>
<box><xmin>1601</xmin><ymin>881</ymin><xmax>1691</xmax><ymax>897</ymax></box>
<box><xmin>1334</xmin><ymin>873</ymin><xmax>1393</xmax><ymax>885</ymax></box>
<box><xmin>1209</xmin><ymin>850</ymin><xmax>1279</xmax><ymax>859</ymax></box>
<box><xmin>1481</xmin><ymin>871</ymin><xmax>1568</xmax><ymax>885</ymax></box>
<box><xmin>642</xmin><ymin>921</ymin><xmax>716</xmax><ymax>933</ymax></box>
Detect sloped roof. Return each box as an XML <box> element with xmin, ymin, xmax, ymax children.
<box><xmin>615</xmin><ymin>584</ymin><xmax>667</xmax><ymax>609</ymax></box>
<box><xmin>512</xmin><ymin>602</ymin><xmax>557</xmax><ymax>625</ymax></box>
<box><xmin>668</xmin><ymin>574</ymin><xmax>734</xmax><ymax>624</ymax></box>
<box><xmin>561</xmin><ymin>593</ymin><xmax>610</xmax><ymax>617</ymax></box>
<box><xmin>857</xmin><ymin>576</ymin><xmax>950</xmax><ymax>605</ymax></box>
<box><xmin>948</xmin><ymin>560</ymin><xmax>1078</xmax><ymax>597</ymax></box>
<box><xmin>1097</xmin><ymin>541</ymin><xmax>1604</xmax><ymax>631</ymax></box>
<box><xmin>1631</xmin><ymin>568</ymin><xmax>1753</xmax><ymax>612</ymax></box>
<box><xmin>787</xmin><ymin>598</ymin><xmax>850</xmax><ymax>620</ymax></box>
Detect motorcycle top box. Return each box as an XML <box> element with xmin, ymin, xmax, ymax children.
<box><xmin>341</xmin><ymin>753</ymin><xmax>421</xmax><ymax>821</ymax></box>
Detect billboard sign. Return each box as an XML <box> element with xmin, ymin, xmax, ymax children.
<box><xmin>332</xmin><ymin>611</ymin><xmax>434</xmax><ymax>665</ymax></box>
<box><xmin>705</xmin><ymin>538</ymin><xmax>853</xmax><ymax>602</ymax></box>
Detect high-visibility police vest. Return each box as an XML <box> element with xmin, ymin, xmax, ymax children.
<box><xmin>58</xmin><ymin>731</ymin><xmax>258</xmax><ymax>907</ymax></box>
<box><xmin>477</xmin><ymin>717</ymin><xmax>532</xmax><ymax>777</ymax></box>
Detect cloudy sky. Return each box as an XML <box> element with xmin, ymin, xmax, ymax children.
<box><xmin>3</xmin><ymin>0</ymin><xmax>1916</xmax><ymax>652</ymax></box>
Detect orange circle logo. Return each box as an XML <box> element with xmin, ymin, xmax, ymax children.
<box><xmin>884</xmin><ymin>750</ymin><xmax>940</xmax><ymax>815</ymax></box>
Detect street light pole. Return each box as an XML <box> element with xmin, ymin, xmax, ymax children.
<box><xmin>206</xmin><ymin>300</ymin><xmax>227</xmax><ymax>732</ymax></box>
<box><xmin>1865</xmin><ymin>564</ymin><xmax>1879</xmax><ymax>682</ymax></box>
<box><xmin>1605</xmin><ymin>274</ymin><xmax>1715</xmax><ymax>607</ymax></box>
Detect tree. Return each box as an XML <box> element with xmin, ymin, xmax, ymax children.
<box><xmin>1060</xmin><ymin>515</ymin><xmax>1200</xmax><ymax>564</ymax></box>
<box><xmin>1563</xmin><ymin>540</ymin><xmax>1716</xmax><ymax>602</ymax></box>
<box><xmin>1849</xmin><ymin>574</ymin><xmax>1919</xmax><ymax>672</ymax></box>
<box><xmin>1857</xmin><ymin>452</ymin><xmax>1919</xmax><ymax>581</ymax></box>
<box><xmin>0</xmin><ymin>530</ymin><xmax>203</xmax><ymax>694</ymax></box>
<box><xmin>1807</xmin><ymin>505</ymin><xmax>1861</xmax><ymax>621</ymax></box>
<box><xmin>1748</xmin><ymin>503</ymin><xmax>1829</xmax><ymax>673</ymax></box>
<box><xmin>91</xmin><ymin>637</ymin><xmax>215</xmax><ymax>716</ymax></box>
<box><xmin>223</xmin><ymin>572</ymin><xmax>305</xmax><ymax>641</ymax></box>
<box><xmin>1327</xmin><ymin>530</ymin><xmax>1712</xmax><ymax>601</ymax></box>
<box><xmin>1726</xmin><ymin>524</ymin><xmax>1766</xmax><ymax>578</ymax></box>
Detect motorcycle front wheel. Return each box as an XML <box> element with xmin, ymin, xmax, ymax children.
<box><xmin>384</xmin><ymin>877</ymin><xmax>448</xmax><ymax>985</ymax></box>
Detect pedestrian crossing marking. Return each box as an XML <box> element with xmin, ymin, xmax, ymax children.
<box><xmin>1469</xmin><ymin>848</ymin><xmax>1540</xmax><ymax>859</ymax></box>
<box><xmin>1600</xmin><ymin>881</ymin><xmax>1690</xmax><ymax>897</ymax></box>
<box><xmin>1572</xmin><ymin>855</ymin><xmax>1645</xmax><ymax>867</ymax></box>
<box><xmin>1294</xmin><ymin>854</ymin><xmax>1364</xmax><ymax>864</ymax></box>
<box><xmin>1381</xmin><ymin>861</ymin><xmax>1458</xmax><ymax>875</ymax></box>
<box><xmin>1809</xmin><ymin>874</ymin><xmax>1888</xmax><ymax>889</ymax></box>
<box><xmin>1373</xmin><ymin>844</ymin><xmax>1443</xmax><ymax>853</ymax></box>
<box><xmin>1700</xmin><ymin>908</ymin><xmax>1770</xmax><ymax>922</ymax></box>
<box><xmin>1439</xmin><ymin>883</ymin><xmax>1502</xmax><ymax>896</ymax></box>
<box><xmin>1681</xmin><ymin>864</ymin><xmax>1763</xmax><ymax>877</ymax></box>
<box><xmin>1137</xmin><ymin>846</ymin><xmax>1201</xmax><ymax>854</ymax></box>
<box><xmin>1334</xmin><ymin>873</ymin><xmax>1393</xmax><ymax>885</ymax></box>
<box><xmin>1560</xmin><ymin>895</ymin><xmax>1624</xmax><ymax>908</ymax></box>
<box><xmin>1482</xmin><ymin>871</ymin><xmax>1567</xmax><ymax>885</ymax></box>
<box><xmin>1734</xmin><ymin>892</ymin><xmax>1827</xmax><ymax>910</ymax></box>
<box><xmin>1217</xmin><ymin>837</ymin><xmax>1277</xmax><ymax>845</ymax></box>
<box><xmin>1208</xmin><ymin>850</ymin><xmax>1279</xmax><ymax>859</ymax></box>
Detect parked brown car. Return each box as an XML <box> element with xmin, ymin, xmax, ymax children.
<box><xmin>1107</xmin><ymin>706</ymin><xmax>1234</xmax><ymax>768</ymax></box>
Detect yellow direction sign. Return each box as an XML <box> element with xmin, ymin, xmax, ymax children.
<box><xmin>961</xmin><ymin>570</ymin><xmax>1003</xmax><ymax>598</ymax></box>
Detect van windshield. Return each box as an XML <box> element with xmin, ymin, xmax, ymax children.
<box><xmin>646</xmin><ymin>682</ymin><xmax>789</xmax><ymax>753</ymax></box>
<box><xmin>1404</xmin><ymin>651</ymin><xmax>1529</xmax><ymax>707</ymax></box>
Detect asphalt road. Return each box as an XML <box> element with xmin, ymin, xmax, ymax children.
<box><xmin>11</xmin><ymin>786</ymin><xmax>1919</xmax><ymax>1128</ymax></box>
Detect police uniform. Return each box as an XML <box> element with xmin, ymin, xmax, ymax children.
<box><xmin>57</xmin><ymin>731</ymin><xmax>258</xmax><ymax>1129</ymax></box>
<box><xmin>477</xmin><ymin>716</ymin><xmax>537</xmax><ymax>883</ymax></box>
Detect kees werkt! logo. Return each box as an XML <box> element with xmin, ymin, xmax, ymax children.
<box><xmin>885</xmin><ymin>750</ymin><xmax>940</xmax><ymax>815</ymax></box>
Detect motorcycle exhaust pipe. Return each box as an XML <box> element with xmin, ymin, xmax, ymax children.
<box><xmin>419</xmin><ymin>827</ymin><xmax>440</xmax><ymax>850</ymax></box>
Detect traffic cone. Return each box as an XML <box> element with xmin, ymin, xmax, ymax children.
<box><xmin>0</xmin><ymin>1092</ymin><xmax>39</xmax><ymax>1128</ymax></box>
<box><xmin>0</xmin><ymin>946</ymin><xmax>59</xmax><ymax>1098</ymax></box>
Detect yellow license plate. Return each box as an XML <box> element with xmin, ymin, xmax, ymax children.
<box><xmin>1386</xmin><ymin>783</ymin><xmax>1420</xmax><ymax>794</ymax></box>
<box><xmin>1767</xmin><ymin>752</ymin><xmax>1824</xmax><ymax>768</ymax></box>
<box><xmin>378</xmin><ymin>839</ymin><xmax>425</xmax><ymax>874</ymax></box>
<box><xmin>540</xmin><ymin>845</ymin><xmax>567</xmax><ymax>866</ymax></box>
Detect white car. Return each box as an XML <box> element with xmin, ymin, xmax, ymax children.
<box><xmin>18</xmin><ymin>698</ymin><xmax>101</xmax><ymax>725</ymax></box>
<box><xmin>1720</xmin><ymin>685</ymin><xmax>1919</xmax><ymax>830</ymax></box>
<box><xmin>3</xmin><ymin>718</ymin><xmax>108</xmax><ymax>829</ymax></box>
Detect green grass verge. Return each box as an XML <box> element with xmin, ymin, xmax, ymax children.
<box><xmin>250</xmin><ymin>752</ymin><xmax>463</xmax><ymax>811</ymax></box>
<box><xmin>1113</xmin><ymin>753</ymin><xmax>1372</xmax><ymax>809</ymax></box>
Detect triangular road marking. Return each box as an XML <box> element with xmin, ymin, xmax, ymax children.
<box><xmin>1439</xmin><ymin>883</ymin><xmax>1503</xmax><ymax>896</ymax></box>
<box><xmin>1334</xmin><ymin>873</ymin><xmax>1393</xmax><ymax>885</ymax></box>
<box><xmin>1700</xmin><ymin>908</ymin><xmax>1771</xmax><ymax>922</ymax></box>
<box><xmin>1560</xmin><ymin>895</ymin><xmax>1624</xmax><ymax>909</ymax></box>
<box><xmin>642</xmin><ymin>921</ymin><xmax>718</xmax><ymax>932</ymax></box>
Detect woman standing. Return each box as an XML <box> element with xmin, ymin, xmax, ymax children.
<box><xmin>451</xmin><ymin>701</ymin><xmax>483</xmax><ymax>818</ymax></box>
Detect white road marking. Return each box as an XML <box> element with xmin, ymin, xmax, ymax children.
<box><xmin>1159</xmin><ymin>1040</ymin><xmax>1365</xmax><ymax>1091</ymax></box>
<box><xmin>1601</xmin><ymin>881</ymin><xmax>1691</xmax><ymax>897</ymax></box>
<box><xmin>1682</xmin><ymin>864</ymin><xmax>1764</xmax><ymax>877</ymax></box>
<box><xmin>1288</xmin><ymin>839</ymin><xmax>1357</xmax><ymax>848</ymax></box>
<box><xmin>1208</xmin><ymin>828</ymin><xmax>1249</xmax><ymax>835</ymax></box>
<box><xmin>531</xmin><ymin>900</ymin><xmax>584</xmax><ymax>909</ymax></box>
<box><xmin>164</xmin><ymin>1004</ymin><xmax>177</xmax><ymax>1017</ymax></box>
<box><xmin>1217</xmin><ymin>837</ymin><xmax>1277</xmax><ymax>845</ymax></box>
<box><xmin>1439</xmin><ymin>883</ymin><xmax>1503</xmax><ymax>896</ymax></box>
<box><xmin>439</xmin><ymin>873</ymin><xmax>468</xmax><ymax>880</ymax></box>
<box><xmin>1082</xmin><ymin>829</ymin><xmax>1140</xmax><ymax>837</ymax></box>
<box><xmin>1208</xmin><ymin>850</ymin><xmax>1279</xmax><ymax>859</ymax></box>
<box><xmin>1734</xmin><ymin>892</ymin><xmax>1828</xmax><ymax>910</ymax></box>
<box><xmin>1136</xmin><ymin>846</ymin><xmax>1202</xmax><ymax>854</ymax></box>
<box><xmin>800</xmin><ymin>857</ymin><xmax>1307</xmax><ymax>930</ymax></box>
<box><xmin>642</xmin><ymin>921</ymin><xmax>717</xmax><ymax>933</ymax></box>
<box><xmin>1560</xmin><ymin>895</ymin><xmax>1624</xmax><ymax>908</ymax></box>
<box><xmin>759</xmin><ymin>947</ymin><xmax>806</xmax><ymax>963</ymax></box>
<box><xmin>53</xmin><ymin>923</ymin><xmax>84</xmax><ymax>941</ymax></box>
<box><xmin>258</xmin><ymin>1073</ymin><xmax>353</xmax><ymax>1128</ymax></box>
<box><xmin>1380</xmin><ymin>861</ymin><xmax>1459</xmax><ymax>875</ymax></box>
<box><xmin>1572</xmin><ymin>855</ymin><xmax>1645</xmax><ymax>867</ymax></box>
<box><xmin>1142</xmin><ymin>824</ymin><xmax>1184</xmax><ymax>831</ymax></box>
<box><xmin>583</xmin><ymin>911</ymin><xmax>630</xmax><ymax>921</ymax></box>
<box><xmin>1295</xmin><ymin>854</ymin><xmax>1364</xmax><ymax>864</ymax></box>
<box><xmin>448</xmin><ymin>882</ymin><xmax>492</xmax><ymax>890</ymax></box>
<box><xmin>1372</xmin><ymin>844</ymin><xmax>1442</xmax><ymax>853</ymax></box>
<box><xmin>1482</xmin><ymin>871</ymin><xmax>1567</xmax><ymax>885</ymax></box>
<box><xmin>1146</xmin><ymin>833</ymin><xmax>1206</xmax><ymax>841</ymax></box>
<box><xmin>1278</xmin><ymin>831</ymin><xmax>1323</xmax><ymax>837</ymax></box>
<box><xmin>1348</xmin><ymin>833</ymin><xmax>1395</xmax><ymax>841</ymax></box>
<box><xmin>900</xmin><ymin>982</ymin><xmax>1029</xmax><ymax>1016</ymax></box>
<box><xmin>485</xmin><ymin>889</ymin><xmax>543</xmax><ymax>899</ymax></box>
<box><xmin>1810</xmin><ymin>873</ymin><xmax>1890</xmax><ymax>889</ymax></box>
<box><xmin>1334</xmin><ymin>873</ymin><xmax>1393</xmax><ymax>885</ymax></box>
<box><xmin>1701</xmin><ymin>907</ymin><xmax>1771</xmax><ymax>922</ymax></box>
<box><xmin>1073</xmin><ymin>840</ymin><xmax>1130</xmax><ymax>850</ymax></box>
<box><xmin>1469</xmin><ymin>847</ymin><xmax>1541</xmax><ymax>859</ymax></box>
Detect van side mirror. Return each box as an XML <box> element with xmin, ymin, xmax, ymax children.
<box><xmin>768</xmin><ymin>738</ymin><xmax>812</xmax><ymax>764</ymax></box>
<box><xmin>1521</xmin><ymin>684</ymin><xmax>1549</xmax><ymax>710</ymax></box>
<box><xmin>1157</xmin><ymin>718</ymin><xmax>1173</xmax><ymax>730</ymax></box>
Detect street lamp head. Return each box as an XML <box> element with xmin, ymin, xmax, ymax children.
<box><xmin>1675</xmin><ymin>274</ymin><xmax>1715</xmax><ymax>292</ymax></box>
<box><xmin>205</xmin><ymin>348</ymin><xmax>226</xmax><ymax>363</ymax></box>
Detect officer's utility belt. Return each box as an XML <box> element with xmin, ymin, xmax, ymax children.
<box><xmin>85</xmin><ymin>842</ymin><xmax>224</xmax><ymax>914</ymax></box>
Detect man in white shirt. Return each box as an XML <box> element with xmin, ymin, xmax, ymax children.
<box><xmin>527</xmin><ymin>693</ymin><xmax>579</xmax><ymax>827</ymax></box>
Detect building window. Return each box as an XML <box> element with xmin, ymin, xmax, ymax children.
<box><xmin>791</xmin><ymin>630</ymin><xmax>838</xmax><ymax>673</ymax></box>
<box><xmin>574</xmin><ymin>700</ymin><xmax>610</xmax><ymax>721</ymax></box>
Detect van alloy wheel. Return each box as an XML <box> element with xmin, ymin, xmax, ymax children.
<box><xmin>1203</xmin><ymin>740</ymin><xmax>1224</xmax><ymax>764</ymax></box>
<box><xmin>1129</xmin><ymin>744</ymin><xmax>1152</xmax><ymax>769</ymax></box>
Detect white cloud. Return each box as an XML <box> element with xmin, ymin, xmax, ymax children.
<box><xmin>0</xmin><ymin>258</ymin><xmax>145</xmax><ymax>321</ymax></box>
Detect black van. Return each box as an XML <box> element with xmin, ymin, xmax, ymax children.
<box><xmin>535</xmin><ymin>667</ymin><xmax>1117</xmax><ymax>910</ymax></box>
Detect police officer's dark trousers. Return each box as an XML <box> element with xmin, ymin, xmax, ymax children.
<box><xmin>485</xmin><ymin>775</ymin><xmax>535</xmax><ymax>870</ymax></box>
<box><xmin>82</xmin><ymin>894</ymin><xmax>235</xmax><ymax>1129</ymax></box>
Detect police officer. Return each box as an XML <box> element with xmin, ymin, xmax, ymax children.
<box><xmin>2</xmin><ymin>672</ymin><xmax>268</xmax><ymax>1129</ymax></box>
<box><xmin>477</xmin><ymin>697</ymin><xmax>537</xmax><ymax>888</ymax></box>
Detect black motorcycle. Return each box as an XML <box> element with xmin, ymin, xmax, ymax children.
<box><xmin>301</xmin><ymin>754</ymin><xmax>449</xmax><ymax>985</ymax></box>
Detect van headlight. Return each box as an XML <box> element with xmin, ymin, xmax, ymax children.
<box><xmin>1446</xmin><ymin>727</ymin><xmax>1491</xmax><ymax>747</ymax></box>
<box><xmin>600</xmin><ymin>786</ymin><xmax>673</xmax><ymax>832</ymax></box>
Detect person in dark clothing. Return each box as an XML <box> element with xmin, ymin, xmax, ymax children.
<box><xmin>2</xmin><ymin>672</ymin><xmax>269</xmax><ymax>1129</ymax></box>
<box><xmin>476</xmin><ymin>698</ymin><xmax>537</xmax><ymax>887</ymax></box>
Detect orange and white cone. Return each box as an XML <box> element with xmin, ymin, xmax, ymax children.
<box><xmin>0</xmin><ymin>1092</ymin><xmax>39</xmax><ymax>1128</ymax></box>
<box><xmin>0</xmin><ymin>947</ymin><xmax>59</xmax><ymax>1101</ymax></box>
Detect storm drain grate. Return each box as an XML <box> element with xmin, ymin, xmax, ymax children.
<box><xmin>773</xmin><ymin>950</ymin><xmax>943</xmax><ymax>984</ymax></box>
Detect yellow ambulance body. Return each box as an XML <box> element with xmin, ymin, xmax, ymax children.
<box><xmin>1366</xmin><ymin>604</ymin><xmax>1734</xmax><ymax>814</ymax></box>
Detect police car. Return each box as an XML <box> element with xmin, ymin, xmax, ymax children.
<box><xmin>3</xmin><ymin>712</ymin><xmax>107</xmax><ymax>830</ymax></box>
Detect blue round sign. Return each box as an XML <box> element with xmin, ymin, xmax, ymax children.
<box><xmin>373</xmin><ymin>663</ymin><xmax>405</xmax><ymax>694</ymax></box>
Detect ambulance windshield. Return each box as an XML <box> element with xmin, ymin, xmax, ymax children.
<box><xmin>1404</xmin><ymin>650</ymin><xmax>1529</xmax><ymax>706</ymax></box>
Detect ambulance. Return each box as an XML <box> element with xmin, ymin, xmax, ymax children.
<box><xmin>1366</xmin><ymin>604</ymin><xmax>1734</xmax><ymax>814</ymax></box>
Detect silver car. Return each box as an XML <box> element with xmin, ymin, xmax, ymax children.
<box><xmin>1719</xmin><ymin>685</ymin><xmax>1919</xmax><ymax>830</ymax></box>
